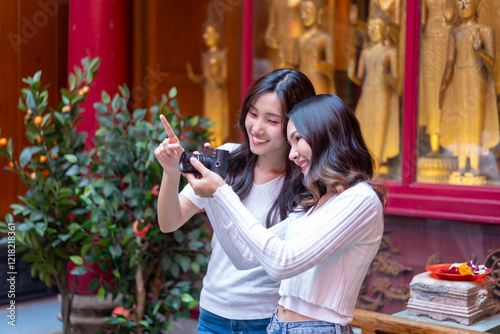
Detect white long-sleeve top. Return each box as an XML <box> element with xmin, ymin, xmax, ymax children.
<box><xmin>207</xmin><ymin>182</ymin><xmax>384</xmax><ymax>325</ymax></box>
<box><xmin>180</xmin><ymin>143</ymin><xmax>289</xmax><ymax>320</ymax></box>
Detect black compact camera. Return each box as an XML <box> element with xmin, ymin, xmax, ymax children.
<box><xmin>179</xmin><ymin>147</ymin><xmax>229</xmax><ymax>178</ymax></box>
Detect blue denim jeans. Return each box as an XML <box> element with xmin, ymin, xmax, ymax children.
<box><xmin>197</xmin><ymin>307</ymin><xmax>271</xmax><ymax>334</ymax></box>
<box><xmin>266</xmin><ymin>310</ymin><xmax>354</xmax><ymax>334</ymax></box>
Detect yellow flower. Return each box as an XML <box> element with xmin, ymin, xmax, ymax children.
<box><xmin>458</xmin><ymin>263</ymin><xmax>473</xmax><ymax>276</ymax></box>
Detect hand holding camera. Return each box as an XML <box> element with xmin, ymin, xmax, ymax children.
<box><xmin>180</xmin><ymin>151</ymin><xmax>228</xmax><ymax>198</ymax></box>
<box><xmin>179</xmin><ymin>147</ymin><xmax>229</xmax><ymax>179</ymax></box>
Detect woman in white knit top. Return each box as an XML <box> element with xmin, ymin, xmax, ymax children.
<box><xmin>154</xmin><ymin>69</ymin><xmax>316</xmax><ymax>334</ymax></box>
<box><xmin>184</xmin><ymin>94</ymin><xmax>386</xmax><ymax>334</ymax></box>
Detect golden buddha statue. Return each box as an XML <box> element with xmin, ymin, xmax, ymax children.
<box><xmin>296</xmin><ymin>0</ymin><xmax>336</xmax><ymax>94</ymax></box>
<box><xmin>439</xmin><ymin>0</ymin><xmax>499</xmax><ymax>181</ymax></box>
<box><xmin>348</xmin><ymin>9</ymin><xmax>399</xmax><ymax>174</ymax></box>
<box><xmin>350</xmin><ymin>0</ymin><xmax>405</xmax><ymax>94</ymax></box>
<box><xmin>186</xmin><ymin>12</ymin><xmax>229</xmax><ymax>146</ymax></box>
<box><xmin>418</xmin><ymin>0</ymin><xmax>454</xmax><ymax>154</ymax></box>
<box><xmin>265</xmin><ymin>0</ymin><xmax>303</xmax><ymax>69</ymax></box>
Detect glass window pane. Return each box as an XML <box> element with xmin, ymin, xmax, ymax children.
<box><xmin>417</xmin><ymin>0</ymin><xmax>500</xmax><ymax>186</ymax></box>
<box><xmin>252</xmin><ymin>0</ymin><xmax>405</xmax><ymax>181</ymax></box>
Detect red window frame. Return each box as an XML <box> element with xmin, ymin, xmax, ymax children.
<box><xmin>240</xmin><ymin>0</ymin><xmax>500</xmax><ymax>224</ymax></box>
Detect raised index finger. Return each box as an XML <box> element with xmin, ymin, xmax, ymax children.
<box><xmin>160</xmin><ymin>114</ymin><xmax>178</xmax><ymax>143</ymax></box>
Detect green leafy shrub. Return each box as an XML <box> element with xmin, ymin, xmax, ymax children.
<box><xmin>83</xmin><ymin>86</ymin><xmax>213</xmax><ymax>333</ymax></box>
<box><xmin>0</xmin><ymin>56</ymin><xmax>102</xmax><ymax>334</ymax></box>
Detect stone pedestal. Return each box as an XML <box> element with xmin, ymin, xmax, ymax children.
<box><xmin>58</xmin><ymin>293</ymin><xmax>118</xmax><ymax>334</ymax></box>
<box><xmin>416</xmin><ymin>156</ymin><xmax>458</xmax><ymax>183</ymax></box>
<box><xmin>407</xmin><ymin>272</ymin><xmax>496</xmax><ymax>326</ymax></box>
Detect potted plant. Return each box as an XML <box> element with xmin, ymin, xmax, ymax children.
<box><xmin>82</xmin><ymin>86</ymin><xmax>213</xmax><ymax>333</ymax></box>
<box><xmin>0</xmin><ymin>56</ymin><xmax>102</xmax><ymax>334</ymax></box>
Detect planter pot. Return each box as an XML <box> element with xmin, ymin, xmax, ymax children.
<box><xmin>58</xmin><ymin>293</ymin><xmax>119</xmax><ymax>334</ymax></box>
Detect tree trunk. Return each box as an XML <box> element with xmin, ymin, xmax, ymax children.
<box><xmin>59</xmin><ymin>268</ymin><xmax>71</xmax><ymax>334</ymax></box>
<box><xmin>135</xmin><ymin>262</ymin><xmax>146</xmax><ymax>334</ymax></box>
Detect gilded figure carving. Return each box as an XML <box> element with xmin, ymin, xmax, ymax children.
<box><xmin>419</xmin><ymin>0</ymin><xmax>454</xmax><ymax>154</ymax></box>
<box><xmin>350</xmin><ymin>0</ymin><xmax>406</xmax><ymax>94</ymax></box>
<box><xmin>348</xmin><ymin>9</ymin><xmax>399</xmax><ymax>174</ymax></box>
<box><xmin>439</xmin><ymin>0</ymin><xmax>499</xmax><ymax>180</ymax></box>
<box><xmin>186</xmin><ymin>9</ymin><xmax>229</xmax><ymax>146</ymax></box>
<box><xmin>290</xmin><ymin>0</ymin><xmax>336</xmax><ymax>94</ymax></box>
<box><xmin>265</xmin><ymin>0</ymin><xmax>303</xmax><ymax>69</ymax></box>
<box><xmin>478</xmin><ymin>0</ymin><xmax>500</xmax><ymax>94</ymax></box>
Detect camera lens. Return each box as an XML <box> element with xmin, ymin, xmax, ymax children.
<box><xmin>179</xmin><ymin>152</ymin><xmax>211</xmax><ymax>174</ymax></box>
<box><xmin>179</xmin><ymin>152</ymin><xmax>197</xmax><ymax>173</ymax></box>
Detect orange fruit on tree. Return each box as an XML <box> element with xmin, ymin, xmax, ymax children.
<box><xmin>39</xmin><ymin>155</ymin><xmax>47</xmax><ymax>163</ymax></box>
<box><xmin>0</xmin><ymin>138</ymin><xmax>7</xmax><ymax>146</ymax></box>
<box><xmin>42</xmin><ymin>170</ymin><xmax>50</xmax><ymax>177</ymax></box>
<box><xmin>8</xmin><ymin>161</ymin><xmax>14</xmax><ymax>168</ymax></box>
<box><xmin>34</xmin><ymin>116</ymin><xmax>43</xmax><ymax>126</ymax></box>
<box><xmin>82</xmin><ymin>86</ymin><xmax>90</xmax><ymax>94</ymax></box>
<box><xmin>62</xmin><ymin>105</ymin><xmax>71</xmax><ymax>113</ymax></box>
<box><xmin>36</xmin><ymin>136</ymin><xmax>43</xmax><ymax>143</ymax></box>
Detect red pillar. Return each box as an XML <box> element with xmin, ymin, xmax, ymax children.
<box><xmin>68</xmin><ymin>0</ymin><xmax>130</xmax><ymax>147</ymax></box>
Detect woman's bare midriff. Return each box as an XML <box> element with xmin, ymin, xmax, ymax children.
<box><xmin>277</xmin><ymin>306</ymin><xmax>316</xmax><ymax>322</ymax></box>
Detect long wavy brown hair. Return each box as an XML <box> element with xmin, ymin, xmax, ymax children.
<box><xmin>287</xmin><ymin>94</ymin><xmax>386</xmax><ymax>210</ymax></box>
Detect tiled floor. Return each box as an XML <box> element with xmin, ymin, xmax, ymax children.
<box><xmin>0</xmin><ymin>296</ymin><xmax>62</xmax><ymax>334</ymax></box>
<box><xmin>0</xmin><ymin>296</ymin><xmax>198</xmax><ymax>334</ymax></box>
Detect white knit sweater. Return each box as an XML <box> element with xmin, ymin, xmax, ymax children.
<box><xmin>208</xmin><ymin>182</ymin><xmax>384</xmax><ymax>325</ymax></box>
<box><xmin>180</xmin><ymin>143</ymin><xmax>288</xmax><ymax>320</ymax></box>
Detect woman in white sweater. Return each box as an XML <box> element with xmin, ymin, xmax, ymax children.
<box><xmin>154</xmin><ymin>69</ymin><xmax>315</xmax><ymax>334</ymax></box>
<box><xmin>184</xmin><ymin>94</ymin><xmax>386</xmax><ymax>334</ymax></box>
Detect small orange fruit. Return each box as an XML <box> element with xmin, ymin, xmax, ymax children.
<box><xmin>62</xmin><ymin>105</ymin><xmax>71</xmax><ymax>113</ymax></box>
<box><xmin>41</xmin><ymin>170</ymin><xmax>50</xmax><ymax>177</ymax></box>
<box><xmin>50</xmin><ymin>153</ymin><xmax>58</xmax><ymax>159</ymax></box>
<box><xmin>36</xmin><ymin>136</ymin><xmax>43</xmax><ymax>144</ymax></box>
<box><xmin>0</xmin><ymin>138</ymin><xmax>7</xmax><ymax>146</ymax></box>
<box><xmin>82</xmin><ymin>86</ymin><xmax>90</xmax><ymax>94</ymax></box>
<box><xmin>27</xmin><ymin>109</ymin><xmax>32</xmax><ymax>115</ymax></box>
<box><xmin>39</xmin><ymin>155</ymin><xmax>47</xmax><ymax>163</ymax></box>
<box><xmin>34</xmin><ymin>116</ymin><xmax>43</xmax><ymax>126</ymax></box>
<box><xmin>8</xmin><ymin>161</ymin><xmax>14</xmax><ymax>168</ymax></box>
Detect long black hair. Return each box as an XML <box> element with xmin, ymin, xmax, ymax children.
<box><xmin>288</xmin><ymin>94</ymin><xmax>386</xmax><ymax>210</ymax></box>
<box><xmin>226</xmin><ymin>68</ymin><xmax>316</xmax><ymax>227</ymax></box>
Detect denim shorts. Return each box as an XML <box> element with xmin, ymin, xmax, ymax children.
<box><xmin>197</xmin><ymin>307</ymin><xmax>271</xmax><ymax>334</ymax></box>
<box><xmin>266</xmin><ymin>310</ymin><xmax>354</xmax><ymax>334</ymax></box>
